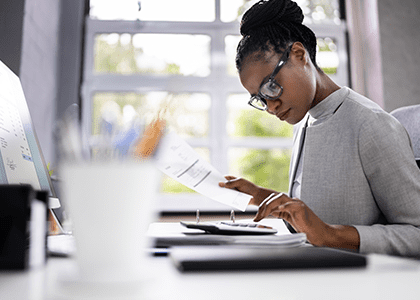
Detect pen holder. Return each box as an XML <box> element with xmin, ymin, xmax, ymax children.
<box><xmin>0</xmin><ymin>184</ymin><xmax>48</xmax><ymax>270</ymax></box>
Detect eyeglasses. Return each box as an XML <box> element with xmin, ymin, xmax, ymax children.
<box><xmin>248</xmin><ymin>44</ymin><xmax>293</xmax><ymax>111</ymax></box>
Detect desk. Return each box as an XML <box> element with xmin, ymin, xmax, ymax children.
<box><xmin>1</xmin><ymin>253</ymin><xmax>420</xmax><ymax>300</ymax></box>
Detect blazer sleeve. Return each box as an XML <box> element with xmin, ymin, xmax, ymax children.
<box><xmin>354</xmin><ymin>112</ymin><xmax>420</xmax><ymax>257</ymax></box>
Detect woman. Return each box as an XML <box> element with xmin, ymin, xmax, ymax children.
<box><xmin>219</xmin><ymin>0</ymin><xmax>420</xmax><ymax>257</ymax></box>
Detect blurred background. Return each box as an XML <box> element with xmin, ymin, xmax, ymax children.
<box><xmin>1</xmin><ymin>0</ymin><xmax>420</xmax><ymax>213</ymax></box>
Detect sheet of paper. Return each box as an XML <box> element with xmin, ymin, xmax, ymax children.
<box><xmin>0</xmin><ymin>90</ymin><xmax>41</xmax><ymax>189</ymax></box>
<box><xmin>154</xmin><ymin>132</ymin><xmax>251</xmax><ymax>211</ymax></box>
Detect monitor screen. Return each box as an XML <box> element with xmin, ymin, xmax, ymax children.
<box><xmin>0</xmin><ymin>60</ymin><xmax>59</xmax><ymax>208</ymax></box>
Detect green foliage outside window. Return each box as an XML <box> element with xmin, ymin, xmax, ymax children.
<box><xmin>231</xmin><ymin>110</ymin><xmax>292</xmax><ymax>193</ymax></box>
<box><xmin>93</xmin><ymin>33</ymin><xmax>293</xmax><ymax>195</ymax></box>
<box><xmin>233</xmin><ymin>110</ymin><xmax>293</xmax><ymax>138</ymax></box>
<box><xmin>94</xmin><ymin>34</ymin><xmax>183</xmax><ymax>75</ymax></box>
<box><xmin>236</xmin><ymin>149</ymin><xmax>291</xmax><ymax>193</ymax></box>
<box><xmin>94</xmin><ymin>35</ymin><xmax>141</xmax><ymax>74</ymax></box>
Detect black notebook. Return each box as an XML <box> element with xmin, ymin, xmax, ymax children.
<box><xmin>170</xmin><ymin>245</ymin><xmax>366</xmax><ymax>272</ymax></box>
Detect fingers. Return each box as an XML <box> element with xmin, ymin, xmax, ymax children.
<box><xmin>267</xmin><ymin>202</ymin><xmax>296</xmax><ymax>223</ymax></box>
<box><xmin>218</xmin><ymin>176</ymin><xmax>259</xmax><ymax>199</ymax></box>
<box><xmin>253</xmin><ymin>193</ymin><xmax>276</xmax><ymax>221</ymax></box>
<box><xmin>226</xmin><ymin>177</ymin><xmax>242</xmax><ymax>183</ymax></box>
<box><xmin>218</xmin><ymin>175</ymin><xmax>236</xmax><ymax>187</ymax></box>
<box><xmin>218</xmin><ymin>176</ymin><xmax>242</xmax><ymax>189</ymax></box>
<box><xmin>264</xmin><ymin>193</ymin><xmax>284</xmax><ymax>206</ymax></box>
<box><xmin>254</xmin><ymin>193</ymin><xmax>290</xmax><ymax>222</ymax></box>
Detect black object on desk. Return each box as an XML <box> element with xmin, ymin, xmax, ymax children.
<box><xmin>0</xmin><ymin>185</ymin><xmax>48</xmax><ymax>270</ymax></box>
<box><xmin>170</xmin><ymin>245</ymin><xmax>367</xmax><ymax>272</ymax></box>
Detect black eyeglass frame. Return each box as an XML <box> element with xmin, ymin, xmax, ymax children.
<box><xmin>248</xmin><ymin>44</ymin><xmax>294</xmax><ymax>111</ymax></box>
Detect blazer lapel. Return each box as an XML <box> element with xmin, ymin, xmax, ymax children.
<box><xmin>288</xmin><ymin>115</ymin><xmax>309</xmax><ymax>196</ymax></box>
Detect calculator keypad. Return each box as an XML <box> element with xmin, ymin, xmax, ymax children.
<box><xmin>180</xmin><ymin>221</ymin><xmax>277</xmax><ymax>235</ymax></box>
<box><xmin>221</xmin><ymin>222</ymin><xmax>261</xmax><ymax>228</ymax></box>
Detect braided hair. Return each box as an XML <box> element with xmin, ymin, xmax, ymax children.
<box><xmin>236</xmin><ymin>0</ymin><xmax>320</xmax><ymax>72</ymax></box>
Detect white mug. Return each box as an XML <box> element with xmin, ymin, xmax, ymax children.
<box><xmin>60</xmin><ymin>160</ymin><xmax>159</xmax><ymax>283</ymax></box>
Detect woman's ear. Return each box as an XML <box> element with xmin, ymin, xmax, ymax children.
<box><xmin>290</xmin><ymin>42</ymin><xmax>309</xmax><ymax>65</ymax></box>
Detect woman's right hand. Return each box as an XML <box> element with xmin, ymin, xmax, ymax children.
<box><xmin>218</xmin><ymin>175</ymin><xmax>277</xmax><ymax>206</ymax></box>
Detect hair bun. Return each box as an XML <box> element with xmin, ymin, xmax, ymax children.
<box><xmin>240</xmin><ymin>0</ymin><xmax>304</xmax><ymax>36</ymax></box>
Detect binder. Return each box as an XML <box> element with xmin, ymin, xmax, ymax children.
<box><xmin>170</xmin><ymin>245</ymin><xmax>367</xmax><ymax>272</ymax></box>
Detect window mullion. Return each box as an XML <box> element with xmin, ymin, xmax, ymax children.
<box><xmin>87</xmin><ymin>19</ymin><xmax>239</xmax><ymax>35</ymax></box>
<box><xmin>82</xmin><ymin>3</ymin><xmax>349</xmax><ymax>212</ymax></box>
<box><xmin>209</xmin><ymin>27</ymin><xmax>229</xmax><ymax>175</ymax></box>
<box><xmin>215</xmin><ymin>0</ymin><xmax>221</xmax><ymax>22</ymax></box>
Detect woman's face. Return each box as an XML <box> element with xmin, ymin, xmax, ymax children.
<box><xmin>239</xmin><ymin>43</ymin><xmax>319</xmax><ymax>125</ymax></box>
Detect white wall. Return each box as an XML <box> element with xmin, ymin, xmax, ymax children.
<box><xmin>345</xmin><ymin>0</ymin><xmax>420</xmax><ymax>112</ymax></box>
<box><xmin>377</xmin><ymin>0</ymin><xmax>420</xmax><ymax>112</ymax></box>
<box><xmin>20</xmin><ymin>0</ymin><xmax>61</xmax><ymax>165</ymax></box>
<box><xmin>0</xmin><ymin>0</ymin><xmax>25</xmax><ymax>76</ymax></box>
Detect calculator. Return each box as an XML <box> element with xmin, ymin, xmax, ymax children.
<box><xmin>180</xmin><ymin>221</ymin><xmax>278</xmax><ymax>235</ymax></box>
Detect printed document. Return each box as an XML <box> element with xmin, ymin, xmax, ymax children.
<box><xmin>154</xmin><ymin>132</ymin><xmax>251</xmax><ymax>211</ymax></box>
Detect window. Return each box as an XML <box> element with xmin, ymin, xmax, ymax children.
<box><xmin>82</xmin><ymin>0</ymin><xmax>348</xmax><ymax>212</ymax></box>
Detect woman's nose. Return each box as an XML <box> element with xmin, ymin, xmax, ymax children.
<box><xmin>266</xmin><ymin>99</ymin><xmax>280</xmax><ymax>114</ymax></box>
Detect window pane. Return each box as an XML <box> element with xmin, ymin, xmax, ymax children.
<box><xmin>220</xmin><ymin>0</ymin><xmax>253</xmax><ymax>22</ymax></box>
<box><xmin>226</xmin><ymin>35</ymin><xmax>339</xmax><ymax>77</ymax></box>
<box><xmin>316</xmin><ymin>37</ymin><xmax>339</xmax><ymax>75</ymax></box>
<box><xmin>92</xmin><ymin>92</ymin><xmax>211</xmax><ymax>139</ymax></box>
<box><xmin>229</xmin><ymin>148</ymin><xmax>291</xmax><ymax>193</ymax></box>
<box><xmin>299</xmin><ymin>0</ymin><xmax>341</xmax><ymax>24</ymax></box>
<box><xmin>94</xmin><ymin>34</ymin><xmax>211</xmax><ymax>76</ymax></box>
<box><xmin>160</xmin><ymin>148</ymin><xmax>210</xmax><ymax>194</ymax></box>
<box><xmin>225</xmin><ymin>35</ymin><xmax>241</xmax><ymax>76</ymax></box>
<box><xmin>227</xmin><ymin>94</ymin><xmax>293</xmax><ymax>138</ymax></box>
<box><xmin>221</xmin><ymin>0</ymin><xmax>341</xmax><ymax>24</ymax></box>
<box><xmin>90</xmin><ymin>0</ymin><xmax>215</xmax><ymax>22</ymax></box>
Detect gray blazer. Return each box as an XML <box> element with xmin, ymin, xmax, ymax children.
<box><xmin>289</xmin><ymin>87</ymin><xmax>420</xmax><ymax>257</ymax></box>
<box><xmin>391</xmin><ymin>104</ymin><xmax>420</xmax><ymax>159</ymax></box>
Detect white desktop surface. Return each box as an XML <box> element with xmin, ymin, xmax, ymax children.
<box><xmin>1</xmin><ymin>253</ymin><xmax>420</xmax><ymax>300</ymax></box>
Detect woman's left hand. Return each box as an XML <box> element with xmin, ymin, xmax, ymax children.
<box><xmin>255</xmin><ymin>193</ymin><xmax>360</xmax><ymax>249</ymax></box>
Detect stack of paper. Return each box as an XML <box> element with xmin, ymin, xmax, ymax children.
<box><xmin>148</xmin><ymin>219</ymin><xmax>306</xmax><ymax>249</ymax></box>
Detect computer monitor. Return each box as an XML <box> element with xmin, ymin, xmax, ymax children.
<box><xmin>0</xmin><ymin>60</ymin><xmax>60</xmax><ymax>210</ymax></box>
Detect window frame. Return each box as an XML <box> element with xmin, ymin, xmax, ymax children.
<box><xmin>82</xmin><ymin>0</ymin><xmax>348</xmax><ymax>212</ymax></box>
